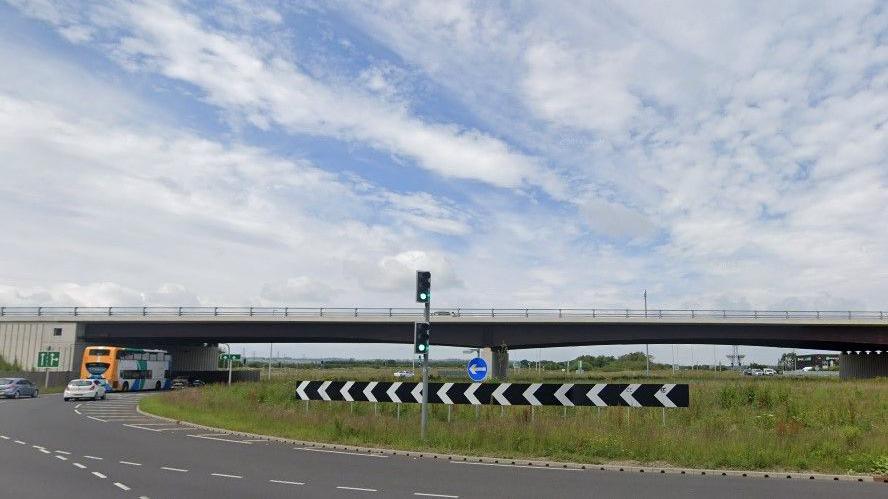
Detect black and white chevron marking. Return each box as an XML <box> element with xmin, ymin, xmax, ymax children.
<box><xmin>294</xmin><ymin>381</ymin><xmax>689</xmax><ymax>407</ymax></box>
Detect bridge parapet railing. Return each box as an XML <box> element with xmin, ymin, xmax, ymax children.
<box><xmin>0</xmin><ymin>307</ymin><xmax>885</xmax><ymax>321</ymax></box>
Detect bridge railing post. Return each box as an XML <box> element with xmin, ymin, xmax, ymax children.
<box><xmin>320</xmin><ymin>307</ymin><xmax>324</xmax><ymax>317</ymax></box>
<box><xmin>848</xmin><ymin>311</ymin><xmax>852</xmax><ymax>320</ymax></box>
<box><xmin>388</xmin><ymin>308</ymin><xmax>392</xmax><ymax>318</ymax></box>
<box><xmin>558</xmin><ymin>308</ymin><xmax>562</xmax><ymax>318</ymax></box>
<box><xmin>108</xmin><ymin>307</ymin><xmax>112</xmax><ymax>317</ymax></box>
<box><xmin>37</xmin><ymin>306</ymin><xmax>42</xmax><ymax>317</ymax></box>
<box><xmin>691</xmin><ymin>309</ymin><xmax>695</xmax><ymax>318</ymax></box>
<box><xmin>214</xmin><ymin>307</ymin><xmax>218</xmax><ymax>317</ymax></box>
<box><xmin>817</xmin><ymin>311</ymin><xmax>821</xmax><ymax>319</ymax></box>
<box><xmin>142</xmin><ymin>307</ymin><xmax>146</xmax><ymax>317</ymax></box>
<box><xmin>178</xmin><ymin>307</ymin><xmax>182</xmax><ymax>317</ymax></box>
<box><xmin>754</xmin><ymin>310</ymin><xmax>758</xmax><ymax>319</ymax></box>
<box><xmin>284</xmin><ymin>307</ymin><xmax>288</xmax><ymax>317</ymax></box>
<box><xmin>525</xmin><ymin>308</ymin><xmax>528</xmax><ymax>318</ymax></box>
<box><xmin>249</xmin><ymin>307</ymin><xmax>254</xmax><ymax>317</ymax></box>
<box><xmin>625</xmin><ymin>308</ymin><xmax>629</xmax><ymax>318</ymax></box>
<box><xmin>355</xmin><ymin>308</ymin><xmax>358</xmax><ymax>317</ymax></box>
<box><xmin>0</xmin><ymin>306</ymin><xmax>3</xmax><ymax>317</ymax></box>
<box><xmin>658</xmin><ymin>309</ymin><xmax>662</xmax><ymax>318</ymax></box>
<box><xmin>491</xmin><ymin>308</ymin><xmax>495</xmax><ymax>318</ymax></box>
<box><xmin>73</xmin><ymin>307</ymin><xmax>78</xmax><ymax>317</ymax></box>
<box><xmin>785</xmin><ymin>311</ymin><xmax>789</xmax><ymax>319</ymax></box>
<box><xmin>592</xmin><ymin>309</ymin><xmax>596</xmax><ymax>318</ymax></box>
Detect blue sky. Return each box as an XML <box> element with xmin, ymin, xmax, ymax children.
<box><xmin>1</xmin><ymin>1</ymin><xmax>886</xmax><ymax>364</ymax></box>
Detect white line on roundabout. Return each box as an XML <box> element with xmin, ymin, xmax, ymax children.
<box><xmin>211</xmin><ymin>473</ymin><xmax>243</xmax><ymax>479</ymax></box>
<box><xmin>337</xmin><ymin>486</ymin><xmax>377</xmax><ymax>492</ymax></box>
<box><xmin>269</xmin><ymin>479</ymin><xmax>305</xmax><ymax>485</ymax></box>
<box><xmin>83</xmin><ymin>455</ymin><xmax>103</xmax><ymax>460</ymax></box>
<box><xmin>91</xmin><ymin>471</ymin><xmax>106</xmax><ymax>479</ymax></box>
<box><xmin>414</xmin><ymin>494</ymin><xmax>459</xmax><ymax>498</ymax></box>
<box><xmin>119</xmin><ymin>461</ymin><xmax>142</xmax><ymax>466</ymax></box>
<box><xmin>161</xmin><ymin>466</ymin><xmax>188</xmax><ymax>472</ymax></box>
<box><xmin>73</xmin><ymin>463</ymin><xmax>87</xmax><ymax>469</ymax></box>
<box><xmin>113</xmin><ymin>482</ymin><xmax>130</xmax><ymax>491</ymax></box>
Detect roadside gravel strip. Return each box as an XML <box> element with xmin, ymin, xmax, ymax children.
<box><xmin>136</xmin><ymin>400</ymin><xmax>885</xmax><ymax>484</ymax></box>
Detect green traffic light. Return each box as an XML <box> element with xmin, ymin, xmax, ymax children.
<box><xmin>418</xmin><ymin>344</ymin><xmax>426</xmax><ymax>352</ymax></box>
<box><xmin>419</xmin><ymin>292</ymin><xmax>428</xmax><ymax>300</ymax></box>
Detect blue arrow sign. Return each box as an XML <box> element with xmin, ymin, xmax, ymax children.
<box><xmin>467</xmin><ymin>357</ymin><xmax>488</xmax><ymax>382</ymax></box>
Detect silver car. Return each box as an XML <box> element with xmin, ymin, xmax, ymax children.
<box><xmin>0</xmin><ymin>378</ymin><xmax>39</xmax><ymax>399</ymax></box>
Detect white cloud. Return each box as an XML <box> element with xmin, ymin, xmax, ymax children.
<box><xmin>347</xmin><ymin>251</ymin><xmax>464</xmax><ymax>294</ymax></box>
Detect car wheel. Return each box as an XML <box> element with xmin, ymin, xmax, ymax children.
<box><xmin>11</xmin><ymin>391</ymin><xmax>18</xmax><ymax>399</ymax></box>
<box><xmin>121</xmin><ymin>382</ymin><xmax>129</xmax><ymax>392</ymax></box>
<box><xmin>32</xmin><ymin>389</ymin><xmax>38</xmax><ymax>398</ymax></box>
<box><xmin>101</xmin><ymin>393</ymin><xmax>106</xmax><ymax>400</ymax></box>
<box><xmin>93</xmin><ymin>392</ymin><xmax>99</xmax><ymax>401</ymax></box>
<box><xmin>63</xmin><ymin>397</ymin><xmax>69</xmax><ymax>401</ymax></box>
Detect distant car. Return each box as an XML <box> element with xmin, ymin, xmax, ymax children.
<box><xmin>171</xmin><ymin>378</ymin><xmax>188</xmax><ymax>389</ymax></box>
<box><xmin>191</xmin><ymin>379</ymin><xmax>205</xmax><ymax>387</ymax></box>
<box><xmin>63</xmin><ymin>379</ymin><xmax>106</xmax><ymax>401</ymax></box>
<box><xmin>751</xmin><ymin>369</ymin><xmax>764</xmax><ymax>376</ymax></box>
<box><xmin>742</xmin><ymin>368</ymin><xmax>754</xmax><ymax>376</ymax></box>
<box><xmin>432</xmin><ymin>311</ymin><xmax>454</xmax><ymax>317</ymax></box>
<box><xmin>763</xmin><ymin>368</ymin><xmax>777</xmax><ymax>376</ymax></box>
<box><xmin>393</xmin><ymin>370</ymin><xmax>415</xmax><ymax>378</ymax></box>
<box><xmin>0</xmin><ymin>378</ymin><xmax>38</xmax><ymax>399</ymax></box>
<box><xmin>801</xmin><ymin>366</ymin><xmax>814</xmax><ymax>372</ymax></box>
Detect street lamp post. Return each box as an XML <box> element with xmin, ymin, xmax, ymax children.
<box><xmin>222</xmin><ymin>343</ymin><xmax>232</xmax><ymax>386</ymax></box>
<box><xmin>644</xmin><ymin>290</ymin><xmax>650</xmax><ymax>375</ymax></box>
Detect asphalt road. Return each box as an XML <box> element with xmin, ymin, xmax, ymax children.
<box><xmin>1</xmin><ymin>393</ymin><xmax>884</xmax><ymax>498</ymax></box>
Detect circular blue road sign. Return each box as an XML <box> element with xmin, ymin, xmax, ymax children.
<box><xmin>467</xmin><ymin>357</ymin><xmax>488</xmax><ymax>382</ymax></box>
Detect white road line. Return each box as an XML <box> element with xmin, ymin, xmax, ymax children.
<box><xmin>75</xmin><ymin>404</ymin><xmax>81</xmax><ymax>409</ymax></box>
<box><xmin>296</xmin><ymin>448</ymin><xmax>388</xmax><ymax>458</ymax></box>
<box><xmin>450</xmin><ymin>461</ymin><xmax>582</xmax><ymax>471</ymax></box>
<box><xmin>269</xmin><ymin>480</ymin><xmax>305</xmax><ymax>486</ymax></box>
<box><xmin>119</xmin><ymin>461</ymin><xmax>142</xmax><ymax>466</ymax></box>
<box><xmin>84</xmin><ymin>455</ymin><xmax>103</xmax><ymax>460</ymax></box>
<box><xmin>414</xmin><ymin>494</ymin><xmax>459</xmax><ymax>498</ymax></box>
<box><xmin>92</xmin><ymin>472</ymin><xmax>106</xmax><ymax>479</ymax></box>
<box><xmin>87</xmin><ymin>416</ymin><xmax>107</xmax><ymax>423</ymax></box>
<box><xmin>55</xmin><ymin>455</ymin><xmax>68</xmax><ymax>461</ymax></box>
<box><xmin>211</xmin><ymin>473</ymin><xmax>243</xmax><ymax>479</ymax></box>
<box><xmin>74</xmin><ymin>409</ymin><xmax>81</xmax><ymax>414</ymax></box>
<box><xmin>32</xmin><ymin>445</ymin><xmax>45</xmax><ymax>449</ymax></box>
<box><xmin>161</xmin><ymin>466</ymin><xmax>188</xmax><ymax>472</ymax></box>
<box><xmin>73</xmin><ymin>463</ymin><xmax>87</xmax><ymax>469</ymax></box>
<box><xmin>39</xmin><ymin>449</ymin><xmax>51</xmax><ymax>454</ymax></box>
<box><xmin>114</xmin><ymin>482</ymin><xmax>131</xmax><ymax>491</ymax></box>
<box><xmin>55</xmin><ymin>450</ymin><xmax>71</xmax><ymax>455</ymax></box>
<box><xmin>337</xmin><ymin>486</ymin><xmax>378</xmax><ymax>492</ymax></box>
<box><xmin>0</xmin><ymin>435</ymin><xmax>8</xmax><ymax>440</ymax></box>
<box><xmin>187</xmin><ymin>434</ymin><xmax>253</xmax><ymax>444</ymax></box>
<box><xmin>14</xmin><ymin>440</ymin><xmax>26</xmax><ymax>445</ymax></box>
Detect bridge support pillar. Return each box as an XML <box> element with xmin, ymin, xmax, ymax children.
<box><xmin>840</xmin><ymin>351</ymin><xmax>888</xmax><ymax>379</ymax></box>
<box><xmin>481</xmin><ymin>346</ymin><xmax>509</xmax><ymax>380</ymax></box>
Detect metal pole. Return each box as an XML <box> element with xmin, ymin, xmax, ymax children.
<box><xmin>672</xmin><ymin>345</ymin><xmax>676</xmax><ymax>375</ymax></box>
<box><xmin>420</xmin><ymin>301</ymin><xmax>430</xmax><ymax>440</ymax></box>
<box><xmin>268</xmin><ymin>343</ymin><xmax>273</xmax><ymax>381</ymax></box>
<box><xmin>645</xmin><ymin>290</ymin><xmax>650</xmax><ymax>375</ymax></box>
<box><xmin>45</xmin><ymin>367</ymin><xmax>50</xmax><ymax>389</ymax></box>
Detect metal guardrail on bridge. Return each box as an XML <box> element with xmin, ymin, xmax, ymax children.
<box><xmin>0</xmin><ymin>306</ymin><xmax>886</xmax><ymax>321</ymax></box>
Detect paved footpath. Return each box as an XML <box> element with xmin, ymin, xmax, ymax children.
<box><xmin>1</xmin><ymin>393</ymin><xmax>885</xmax><ymax>498</ymax></box>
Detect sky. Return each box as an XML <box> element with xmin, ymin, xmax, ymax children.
<box><xmin>1</xmin><ymin>1</ymin><xmax>886</xmax><ymax>365</ymax></box>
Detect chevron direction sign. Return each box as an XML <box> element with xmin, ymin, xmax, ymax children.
<box><xmin>295</xmin><ymin>381</ymin><xmax>688</xmax><ymax>407</ymax></box>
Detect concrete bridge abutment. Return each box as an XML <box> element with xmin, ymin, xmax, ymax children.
<box><xmin>840</xmin><ymin>351</ymin><xmax>888</xmax><ymax>379</ymax></box>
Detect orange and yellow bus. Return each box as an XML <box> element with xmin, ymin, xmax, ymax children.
<box><xmin>80</xmin><ymin>346</ymin><xmax>172</xmax><ymax>392</ymax></box>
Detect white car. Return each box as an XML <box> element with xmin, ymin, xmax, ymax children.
<box><xmin>763</xmin><ymin>368</ymin><xmax>777</xmax><ymax>376</ymax></box>
<box><xmin>393</xmin><ymin>370</ymin><xmax>415</xmax><ymax>378</ymax></box>
<box><xmin>63</xmin><ymin>379</ymin><xmax>106</xmax><ymax>401</ymax></box>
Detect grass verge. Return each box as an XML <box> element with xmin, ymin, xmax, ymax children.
<box><xmin>140</xmin><ymin>376</ymin><xmax>888</xmax><ymax>475</ymax></box>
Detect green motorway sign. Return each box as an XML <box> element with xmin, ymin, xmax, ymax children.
<box><xmin>220</xmin><ymin>353</ymin><xmax>241</xmax><ymax>361</ymax></box>
<box><xmin>37</xmin><ymin>351</ymin><xmax>60</xmax><ymax>368</ymax></box>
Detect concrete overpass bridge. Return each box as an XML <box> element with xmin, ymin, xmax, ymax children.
<box><xmin>1</xmin><ymin>306</ymin><xmax>887</xmax><ymax>378</ymax></box>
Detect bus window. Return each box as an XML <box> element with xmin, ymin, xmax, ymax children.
<box><xmin>88</xmin><ymin>348</ymin><xmax>110</xmax><ymax>357</ymax></box>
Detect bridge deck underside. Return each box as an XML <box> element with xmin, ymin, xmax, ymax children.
<box><xmin>82</xmin><ymin>321</ymin><xmax>887</xmax><ymax>351</ymax></box>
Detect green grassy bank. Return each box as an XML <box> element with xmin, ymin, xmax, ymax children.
<box><xmin>140</xmin><ymin>375</ymin><xmax>888</xmax><ymax>475</ymax></box>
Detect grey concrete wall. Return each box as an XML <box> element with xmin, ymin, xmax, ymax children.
<box><xmin>0</xmin><ymin>371</ymin><xmax>76</xmax><ymax>387</ymax></box>
<box><xmin>839</xmin><ymin>352</ymin><xmax>888</xmax><ymax>379</ymax></box>
<box><xmin>0</xmin><ymin>322</ymin><xmax>78</xmax><ymax>371</ymax></box>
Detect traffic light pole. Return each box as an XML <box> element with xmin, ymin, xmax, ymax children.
<box><xmin>420</xmin><ymin>301</ymin><xmax>430</xmax><ymax>440</ymax></box>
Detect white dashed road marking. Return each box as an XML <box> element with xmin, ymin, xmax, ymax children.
<box><xmin>161</xmin><ymin>466</ymin><xmax>188</xmax><ymax>473</ymax></box>
<box><xmin>92</xmin><ymin>472</ymin><xmax>106</xmax><ymax>479</ymax></box>
<box><xmin>0</xmin><ymin>435</ymin><xmax>9</xmax><ymax>440</ymax></box>
<box><xmin>211</xmin><ymin>473</ymin><xmax>243</xmax><ymax>479</ymax></box>
<box><xmin>297</xmin><ymin>448</ymin><xmax>388</xmax><ymax>458</ymax></box>
<box><xmin>14</xmin><ymin>440</ymin><xmax>26</xmax><ymax>445</ymax></box>
<box><xmin>84</xmin><ymin>455</ymin><xmax>103</xmax><ymax>460</ymax></box>
<box><xmin>188</xmin><ymin>434</ymin><xmax>253</xmax><ymax>444</ymax></box>
<box><xmin>269</xmin><ymin>480</ymin><xmax>305</xmax><ymax>485</ymax></box>
<box><xmin>55</xmin><ymin>450</ymin><xmax>71</xmax><ymax>455</ymax></box>
<box><xmin>337</xmin><ymin>486</ymin><xmax>378</xmax><ymax>492</ymax></box>
<box><xmin>414</xmin><ymin>494</ymin><xmax>459</xmax><ymax>498</ymax></box>
<box><xmin>87</xmin><ymin>416</ymin><xmax>107</xmax><ymax>423</ymax></box>
<box><xmin>114</xmin><ymin>483</ymin><xmax>131</xmax><ymax>491</ymax></box>
<box><xmin>73</xmin><ymin>463</ymin><xmax>87</xmax><ymax>469</ymax></box>
<box><xmin>119</xmin><ymin>461</ymin><xmax>142</xmax><ymax>466</ymax></box>
<box><xmin>55</xmin><ymin>455</ymin><xmax>68</xmax><ymax>461</ymax></box>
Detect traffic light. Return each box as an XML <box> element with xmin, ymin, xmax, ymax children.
<box><xmin>415</xmin><ymin>270</ymin><xmax>431</xmax><ymax>303</ymax></box>
<box><xmin>414</xmin><ymin>322</ymin><xmax>431</xmax><ymax>354</ymax></box>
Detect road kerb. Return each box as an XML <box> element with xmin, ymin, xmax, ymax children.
<box><xmin>136</xmin><ymin>401</ymin><xmax>879</xmax><ymax>483</ymax></box>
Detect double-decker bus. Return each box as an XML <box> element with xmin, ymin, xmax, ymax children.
<box><xmin>80</xmin><ymin>346</ymin><xmax>172</xmax><ymax>392</ymax></box>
